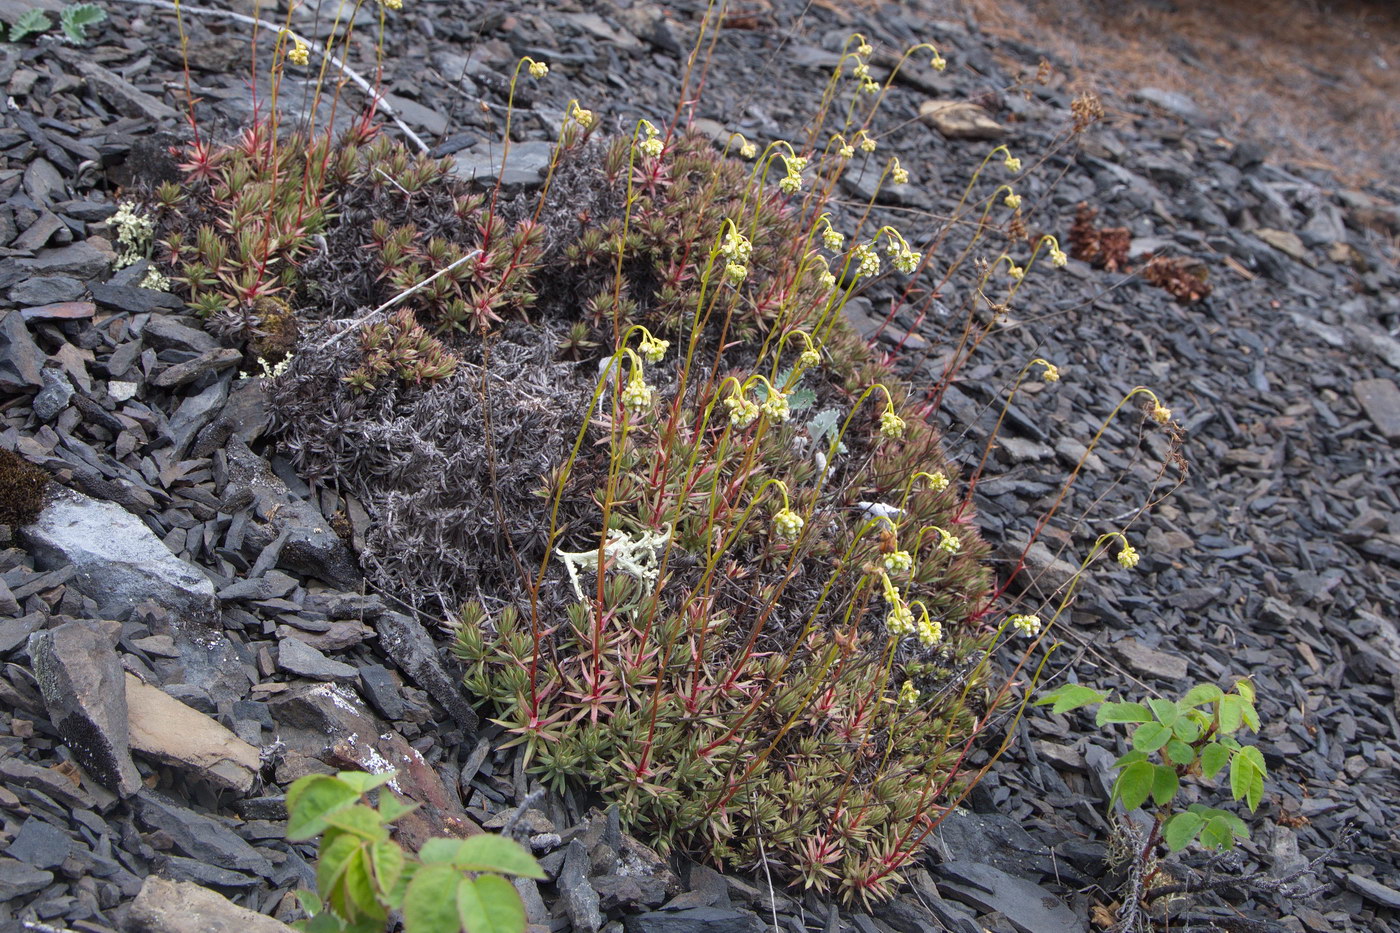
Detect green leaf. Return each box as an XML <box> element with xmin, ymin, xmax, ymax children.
<box><xmin>295</xmin><ymin>889</ymin><xmax>324</xmax><ymax>917</ymax></box>
<box><xmin>1146</xmin><ymin>698</ymin><xmax>1179</xmax><ymax>726</ymax></box>
<box><xmin>1035</xmin><ymin>683</ymin><xmax>1108</xmax><ymax>714</ymax></box>
<box><xmin>419</xmin><ymin>835</ymin><xmax>546</xmax><ymax>879</ymax></box>
<box><xmin>323</xmin><ymin>805</ymin><xmax>390</xmax><ymax>842</ymax></box>
<box><xmin>1200</xmin><ymin>815</ymin><xmax>1236</xmax><ymax>850</ymax></box>
<box><xmin>1151</xmin><ymin>765</ymin><xmax>1179</xmax><ymax>807</ymax></box>
<box><xmin>457</xmin><ymin>875</ymin><xmax>527</xmax><ymax>933</ymax></box>
<box><xmin>1131</xmin><ymin>722</ymin><xmax>1172</xmax><ymax>753</ymax></box>
<box><xmin>1240</xmin><ymin>701</ymin><xmax>1261</xmax><ymax>733</ymax></box>
<box><xmin>341</xmin><ymin>849</ymin><xmax>383</xmax><ymax>918</ymax></box>
<box><xmin>1163</xmin><ymin>811</ymin><xmax>1205</xmax><ymax>851</ymax></box>
<box><xmin>378</xmin><ymin>795</ymin><xmax>419</xmax><ymax>824</ymax></box>
<box><xmin>1234</xmin><ymin>745</ymin><xmax>1267</xmax><ymax>812</ymax></box>
<box><xmin>1112</xmin><ymin>749</ymin><xmax>1149</xmax><ymax>769</ymax></box>
<box><xmin>1180</xmin><ymin>684</ymin><xmax>1224</xmax><ymax>708</ymax></box>
<box><xmin>371</xmin><ymin>841</ymin><xmax>405</xmax><ymax>897</ymax></box>
<box><xmin>1198</xmin><ymin>739</ymin><xmax>1232</xmax><ymax>778</ymax></box>
<box><xmin>1171</xmin><ymin>716</ymin><xmax>1201</xmax><ymax>743</ymax></box>
<box><xmin>9</xmin><ymin>9</ymin><xmax>52</xmax><ymax>42</ymax></box>
<box><xmin>59</xmin><ymin>3</ymin><xmax>105</xmax><ymax>42</ymax></box>
<box><xmin>288</xmin><ymin>775</ymin><xmax>361</xmax><ymax>841</ymax></box>
<box><xmin>403</xmin><ymin>864</ymin><xmax>463</xmax><ymax>933</ymax></box>
<box><xmin>1111</xmin><ymin>760</ymin><xmax>1155</xmax><ymax>811</ymax></box>
<box><xmin>1164</xmin><ymin>738</ymin><xmax>1195</xmax><ymax>767</ymax></box>
<box><xmin>1096</xmin><ymin>701</ymin><xmax>1152</xmax><ymax>725</ymax></box>
<box><xmin>788</xmin><ymin>386</ymin><xmax>816</xmax><ymax>412</ymax></box>
<box><xmin>1219</xmin><ymin>695</ymin><xmax>1244</xmax><ymax>734</ymax></box>
<box><xmin>336</xmin><ymin>771</ymin><xmax>397</xmax><ymax>795</ymax></box>
<box><xmin>317</xmin><ymin>833</ymin><xmax>364</xmax><ymax>911</ymax></box>
<box><xmin>1234</xmin><ymin>679</ymin><xmax>1256</xmax><ymax>703</ymax></box>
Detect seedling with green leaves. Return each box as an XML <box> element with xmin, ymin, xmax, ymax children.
<box><xmin>1037</xmin><ymin>679</ymin><xmax>1266</xmax><ymax>855</ymax></box>
<box><xmin>3</xmin><ymin>3</ymin><xmax>105</xmax><ymax>44</ymax></box>
<box><xmin>286</xmin><ymin>770</ymin><xmax>544</xmax><ymax>933</ymax></box>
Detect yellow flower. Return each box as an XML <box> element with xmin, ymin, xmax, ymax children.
<box><xmin>725</xmin><ymin>394</ymin><xmax>760</xmax><ymax>429</ymax></box>
<box><xmin>822</xmin><ymin>226</ymin><xmax>844</xmax><ymax>252</ymax></box>
<box><xmin>381</xmin><ymin>0</ymin><xmax>402</xmax><ymax>8</ymax></box>
<box><xmin>1004</xmin><ymin>153</ymin><xmax>1021</xmax><ymax>172</ymax></box>
<box><xmin>886</xmin><ymin>600</ymin><xmax>915</xmax><ymax>637</ymax></box>
<box><xmin>1008</xmin><ymin>613</ymin><xmax>1041</xmax><ymax>637</ymax></box>
<box><xmin>859</xmin><ymin>136</ymin><xmax>877</xmax><ymax>153</ymax></box>
<box><xmin>620</xmin><ymin>371</ymin><xmax>653</xmax><ymax>419</ymax></box>
<box><xmin>1151</xmin><ymin>404</ymin><xmax>1172</xmax><ymax>424</ymax></box>
<box><xmin>1041</xmin><ymin>362</ymin><xmax>1060</xmax><ymax>383</ymax></box>
<box><xmin>839</xmin><ymin>144</ymin><xmax>855</xmax><ymax>159</ymax></box>
<box><xmin>856</xmin><ymin>42</ymin><xmax>873</xmax><ymax>57</ymax></box>
<box><xmin>773</xmin><ymin>508</ymin><xmax>804</xmax><ymax>543</ymax></box>
<box><xmin>880</xmin><ymin>409</ymin><xmax>906</xmax><ymax>439</ymax></box>
<box><xmin>723</xmin><ymin>261</ymin><xmax>748</xmax><ymax>284</ymax></box>
<box><xmin>528</xmin><ymin>60</ymin><xmax>548</xmax><ymax>79</ymax></box>
<box><xmin>639</xmin><ymin>336</ymin><xmax>668</xmax><ymax>364</ymax></box>
<box><xmin>1008</xmin><ymin>264</ymin><xmax>1025</xmax><ymax>282</ymax></box>
<box><xmin>739</xmin><ymin>141</ymin><xmax>757</xmax><ymax>159</ymax></box>
<box><xmin>1004</xmin><ymin>192</ymin><xmax>1022</xmax><ymax>210</ymax></box>
<box><xmin>938</xmin><ymin>530</ymin><xmax>960</xmax><ymax>554</ymax></box>
<box><xmin>930</xmin><ymin>53</ymin><xmax>947</xmax><ymax>72</ymax></box>
<box><xmin>287</xmin><ymin>41</ymin><xmax>310</xmax><ymax>66</ymax></box>
<box><xmin>899</xmin><ymin>680</ymin><xmax>921</xmax><ymax>705</ymax></box>
<box><xmin>571</xmin><ymin>106</ymin><xmax>595</xmax><ymax>129</ymax></box>
<box><xmin>891</xmin><ymin>164</ymin><xmax>909</xmax><ymax>185</ymax></box>
<box><xmin>884</xmin><ymin>550</ymin><xmax>913</xmax><ymax>574</ymax></box>
<box><xmin>916</xmin><ymin>616</ymin><xmax>942</xmax><ymax>646</ymax></box>
<box><xmin>1050</xmin><ymin>247</ymin><xmax>1068</xmax><ymax>267</ymax></box>
<box><xmin>800</xmin><ymin>348</ymin><xmax>821</xmax><ymax>369</ymax></box>
<box><xmin>1117</xmin><ymin>543</ymin><xmax>1139</xmax><ymax>569</ymax></box>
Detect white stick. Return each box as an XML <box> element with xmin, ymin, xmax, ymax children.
<box><xmin>312</xmin><ymin>249</ymin><xmax>483</xmax><ymax>352</ymax></box>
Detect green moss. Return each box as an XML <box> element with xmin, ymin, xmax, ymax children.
<box><xmin>0</xmin><ymin>448</ymin><xmax>50</xmax><ymax>528</ymax></box>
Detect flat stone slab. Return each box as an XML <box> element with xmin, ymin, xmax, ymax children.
<box><xmin>125</xmin><ymin>673</ymin><xmax>261</xmax><ymax>795</ymax></box>
<box><xmin>1354</xmin><ymin>378</ymin><xmax>1400</xmax><ymax>440</ymax></box>
<box><xmin>23</xmin><ymin>488</ymin><xmax>217</xmax><ymax>623</ymax></box>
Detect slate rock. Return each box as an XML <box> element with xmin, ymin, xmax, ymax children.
<box><xmin>919</xmin><ymin>100</ymin><xmax>1006</xmax><ymax>140</ymax></box>
<box><xmin>32</xmin><ymin>365</ymin><xmax>74</xmax><ymax>421</ymax></box>
<box><xmin>20</xmin><ymin>300</ymin><xmax>96</xmax><ymax>322</ymax></box>
<box><xmin>277</xmin><ymin>635</ymin><xmax>358</xmax><ymax>683</ymax></box>
<box><xmin>624</xmin><ymin>907</ymin><xmax>764</xmax><ymax>933</ymax></box>
<box><xmin>141</xmin><ymin>313</ymin><xmax>219</xmax><ymax>353</ymax></box>
<box><xmin>134</xmin><ymin>789</ymin><xmax>275</xmax><ymax>877</ymax></box>
<box><xmin>21</xmin><ymin>240</ymin><xmax>114</xmax><ymax>278</ymax></box>
<box><xmin>126</xmin><ymin>875</ymin><xmax>298</xmax><ymax>933</ymax></box>
<box><xmin>358</xmin><ymin>664</ymin><xmax>406</xmax><ymax>720</ymax></box>
<box><xmin>1114</xmin><ymin>637</ymin><xmax>1190</xmax><ymax>681</ymax></box>
<box><xmin>1133</xmin><ymin>87</ymin><xmax>1205</xmax><ymax>123</ymax></box>
<box><xmin>934</xmin><ymin>861</ymin><xmax>1080</xmax><ymax>933</ymax></box>
<box><xmin>275</xmin><ymin>500</ymin><xmax>362</xmax><ymax>589</ymax></box>
<box><xmin>28</xmin><ymin>618</ymin><xmax>143</xmax><ymax>797</ymax></box>
<box><xmin>5</xmin><ymin>816</ymin><xmax>72</xmax><ymax>870</ymax></box>
<box><xmin>1353</xmin><ymin>378</ymin><xmax>1400</xmax><ymax>440</ymax></box>
<box><xmin>376</xmin><ymin>611</ymin><xmax>478</xmax><ymax>732</ymax></box>
<box><xmin>125</xmin><ymin>672</ymin><xmax>262</xmax><ymax>794</ymax></box>
<box><xmin>1347</xmin><ymin>873</ymin><xmax>1400</xmax><ymax>910</ymax></box>
<box><xmin>9</xmin><ymin>274</ymin><xmax>83</xmax><ymax>305</ymax></box>
<box><xmin>0</xmin><ymin>857</ymin><xmax>52</xmax><ymax>901</ymax></box>
<box><xmin>89</xmin><ymin>280</ymin><xmax>184</xmax><ymax>314</ymax></box>
<box><xmin>0</xmin><ymin>309</ymin><xmax>44</xmax><ymax>392</ymax></box>
<box><xmin>23</xmin><ymin>487</ymin><xmax>218</xmax><ymax>623</ymax></box>
<box><xmin>150</xmin><ymin>347</ymin><xmax>243</xmax><ymax>389</ymax></box>
<box><xmin>72</xmin><ymin>59</ymin><xmax>182</xmax><ymax>123</ymax></box>
<box><xmin>454</xmin><ymin>140</ymin><xmax>554</xmax><ymax>191</ymax></box>
<box><xmin>560</xmin><ymin>838</ymin><xmax>604</xmax><ymax>933</ymax></box>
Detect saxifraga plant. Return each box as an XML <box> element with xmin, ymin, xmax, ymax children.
<box><xmin>134</xmin><ymin>0</ymin><xmax>1189</xmax><ymax>906</ymax></box>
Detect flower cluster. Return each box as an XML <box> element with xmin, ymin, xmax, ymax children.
<box><xmin>569</xmin><ymin>102</ymin><xmax>596</xmax><ymax>129</ymax></box>
<box><xmin>821</xmin><ymin>218</ymin><xmax>845</xmax><ymax>252</ymax></box>
<box><xmin>1004</xmin><ymin>191</ymin><xmax>1022</xmax><ymax>211</ymax></box>
<box><xmin>761</xmin><ymin>390</ymin><xmax>791</xmax><ymax>424</ymax></box>
<box><xmin>621</xmin><ymin>370</ymin><xmax>654</xmax><ymax>420</ymax></box>
<box><xmin>778</xmin><ymin>154</ymin><xmax>806</xmax><ymax>195</ymax></box>
<box><xmin>720</xmin><ymin>224</ymin><xmax>751</xmax><ymax>284</ymax></box>
<box><xmin>638</xmin><ymin>120</ymin><xmax>664</xmax><ymax>159</ymax></box>
<box><xmin>898</xmin><ymin>681</ymin><xmax>920</xmax><ymax>706</ymax></box>
<box><xmin>852</xmin><ymin>242</ymin><xmax>880</xmax><ymax>279</ymax></box>
<box><xmin>1007</xmin><ymin>613</ymin><xmax>1042</xmax><ymax>637</ymax></box>
<box><xmin>1117</xmin><ymin>543</ymin><xmax>1140</xmax><ymax>569</ymax></box>
<box><xmin>799</xmin><ymin>347</ymin><xmax>821</xmax><ymax>369</ymax></box>
<box><xmin>879</xmin><ymin>408</ymin><xmax>906</xmax><ymax>439</ymax></box>
<box><xmin>1151</xmin><ymin>404</ymin><xmax>1172</xmax><ymax>425</ymax></box>
<box><xmin>773</xmin><ymin>508</ymin><xmax>804</xmax><ymax>542</ymax></box>
<box><xmin>890</xmin><ymin>157</ymin><xmax>909</xmax><ymax>186</ymax></box>
<box><xmin>937</xmin><ymin>529</ymin><xmax>961</xmax><ymax>554</ymax></box>
<box><xmin>883</xmin><ymin>549</ymin><xmax>913</xmax><ymax>574</ymax></box>
<box><xmin>724</xmin><ymin>392</ymin><xmax>760</xmax><ymax>428</ymax></box>
<box><xmin>886</xmin><ymin>597</ymin><xmax>915</xmax><ymax>637</ymax></box>
<box><xmin>926</xmin><ymin>471</ymin><xmax>949</xmax><ymax>492</ymax></box>
<box><xmin>110</xmin><ymin>203</ymin><xmax>155</xmax><ymax>267</ymax></box>
<box><xmin>1003</xmin><ymin>151</ymin><xmax>1022</xmax><ymax>173</ymax></box>
<box><xmin>917</xmin><ymin>615</ymin><xmax>942</xmax><ymax>646</ymax></box>
<box><xmin>528</xmin><ymin>59</ymin><xmax>548</xmax><ymax>79</ymax></box>
<box><xmin>287</xmin><ymin>40</ymin><xmax>310</xmax><ymax>66</ymax></box>
<box><xmin>639</xmin><ymin>336</ymin><xmax>668</xmax><ymax>364</ymax></box>
<box><xmin>1041</xmin><ymin>362</ymin><xmax>1060</xmax><ymax>383</ymax></box>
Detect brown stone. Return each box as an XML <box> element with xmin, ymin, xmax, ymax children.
<box><xmin>125</xmin><ymin>673</ymin><xmax>261</xmax><ymax>795</ymax></box>
<box><xmin>919</xmin><ymin>100</ymin><xmax>1006</xmax><ymax>140</ymax></box>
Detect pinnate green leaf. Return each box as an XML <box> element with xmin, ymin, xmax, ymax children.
<box><xmin>1131</xmin><ymin>721</ymin><xmax>1171</xmax><ymax>753</ymax></box>
<box><xmin>1112</xmin><ymin>760</ymin><xmax>1154</xmax><ymax>811</ymax></box>
<box><xmin>1200</xmin><ymin>815</ymin><xmax>1236</xmax><ymax>850</ymax></box>
<box><xmin>1152</xmin><ymin>764</ymin><xmax>1179</xmax><ymax>807</ymax></box>
<box><xmin>457</xmin><ymin>875</ymin><xmax>527</xmax><ymax>933</ymax></box>
<box><xmin>1234</xmin><ymin>679</ymin><xmax>1256</xmax><ymax>703</ymax></box>
<box><xmin>1231</xmin><ymin>745</ymin><xmax>1267</xmax><ymax>812</ymax></box>
<box><xmin>59</xmin><ymin>3</ymin><xmax>105</xmax><ymax>42</ymax></box>
<box><xmin>419</xmin><ymin>835</ymin><xmax>545</xmax><ymax>879</ymax></box>
<box><xmin>1096</xmin><ymin>701</ymin><xmax>1152</xmax><ymax>725</ymax></box>
<box><xmin>371</xmin><ymin>840</ymin><xmax>405</xmax><ymax>897</ymax></box>
<box><xmin>288</xmin><ymin>774</ymin><xmax>361</xmax><ymax>841</ymax></box>
<box><xmin>1200</xmin><ymin>742</ymin><xmax>1230</xmax><ymax>779</ymax></box>
<box><xmin>403</xmin><ymin>863</ymin><xmax>463</xmax><ymax>933</ymax></box>
<box><xmin>1180</xmin><ymin>684</ymin><xmax>1223</xmax><ymax>708</ymax></box>
<box><xmin>323</xmin><ymin>805</ymin><xmax>390</xmax><ymax>842</ymax></box>
<box><xmin>9</xmin><ymin>10</ymin><xmax>51</xmax><ymax>42</ymax></box>
<box><xmin>1171</xmin><ymin>716</ymin><xmax>1202</xmax><ymax>743</ymax></box>
<box><xmin>1219</xmin><ymin>695</ymin><xmax>1244</xmax><ymax>733</ymax></box>
<box><xmin>1146</xmin><ymin>698</ymin><xmax>1179</xmax><ymax>726</ymax></box>
<box><xmin>1165</xmin><ymin>738</ymin><xmax>1195</xmax><ymax>767</ymax></box>
<box><xmin>1035</xmin><ymin>683</ymin><xmax>1108</xmax><ymax>715</ymax></box>
<box><xmin>336</xmin><ymin>771</ymin><xmax>397</xmax><ymax>795</ymax></box>
<box><xmin>1163</xmin><ymin>811</ymin><xmax>1204</xmax><ymax>851</ymax></box>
